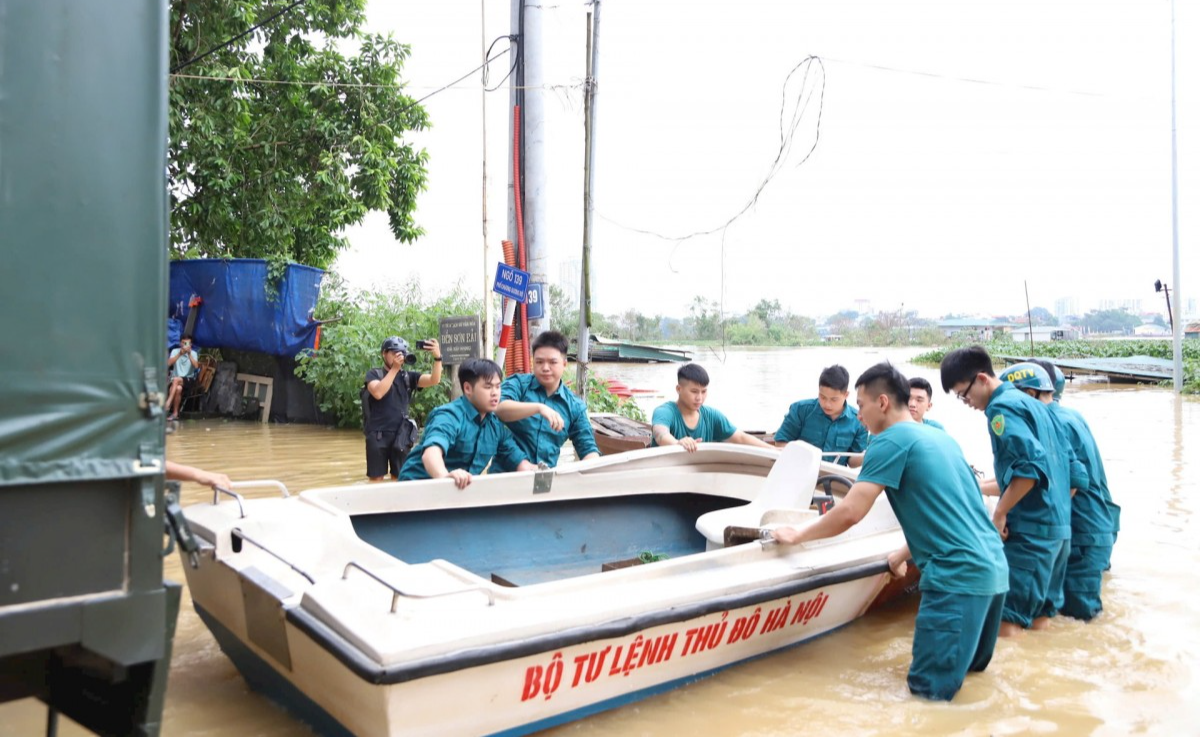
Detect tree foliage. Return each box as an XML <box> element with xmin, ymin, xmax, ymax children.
<box><xmin>294</xmin><ymin>279</ymin><xmax>479</xmax><ymax>428</ymax></box>
<box><xmin>1079</xmin><ymin>309</ymin><xmax>1142</xmax><ymax>335</ymax></box>
<box><xmin>168</xmin><ymin>0</ymin><xmax>429</xmax><ymax>269</ymax></box>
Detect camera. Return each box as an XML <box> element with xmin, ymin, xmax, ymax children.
<box><xmin>415</xmin><ymin>339</ymin><xmax>433</xmax><ymax>350</ymax></box>
<box><xmin>403</xmin><ymin>353</ymin><xmax>417</xmax><ymax>365</ymax></box>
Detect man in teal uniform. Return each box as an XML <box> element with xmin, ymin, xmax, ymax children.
<box><xmin>495</xmin><ymin>330</ymin><xmax>600</xmax><ymax>470</ymax></box>
<box><xmin>651</xmin><ymin>364</ymin><xmax>775</xmax><ymax>452</ymax></box>
<box><xmin>1025</xmin><ymin>359</ymin><xmax>1115</xmax><ymax>618</ymax></box>
<box><xmin>773</xmin><ymin>364</ymin><xmax>869</xmax><ymax>467</ymax></box>
<box><xmin>773</xmin><ymin>363</ymin><xmax>1008</xmax><ymax>701</ymax></box>
<box><xmin>907</xmin><ymin>377</ymin><xmax>945</xmax><ymax>430</ymax></box>
<box><xmin>399</xmin><ymin>358</ymin><xmax>535</xmax><ymax>487</ymax></box>
<box><xmin>1040</xmin><ymin>360</ymin><xmax>1120</xmax><ymax>568</ymax></box>
<box><xmin>941</xmin><ymin>346</ymin><xmax>1072</xmax><ymax>637</ymax></box>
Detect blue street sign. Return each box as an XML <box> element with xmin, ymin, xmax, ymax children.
<box><xmin>492</xmin><ymin>263</ymin><xmax>530</xmax><ymax>303</ymax></box>
<box><xmin>526</xmin><ymin>283</ymin><xmax>545</xmax><ymax>319</ymax></box>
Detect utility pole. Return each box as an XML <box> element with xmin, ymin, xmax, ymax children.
<box><xmin>576</xmin><ymin>1</ymin><xmax>601</xmax><ymax>395</ymax></box>
<box><xmin>521</xmin><ymin>0</ymin><xmax>549</xmax><ymax>336</ymax></box>
<box><xmin>482</xmin><ymin>0</ymin><xmax>493</xmax><ymax>358</ymax></box>
<box><xmin>1169</xmin><ymin>0</ymin><xmax>1183</xmax><ymax>392</ymax></box>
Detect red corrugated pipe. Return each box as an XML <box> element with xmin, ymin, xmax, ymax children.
<box><xmin>509</xmin><ymin>104</ymin><xmax>531</xmax><ymax>374</ymax></box>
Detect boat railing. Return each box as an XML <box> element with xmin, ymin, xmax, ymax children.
<box><xmin>211</xmin><ymin>480</ymin><xmax>293</xmax><ymax>518</ymax></box>
<box><xmin>230</xmin><ymin>528</ymin><xmax>317</xmax><ymax>585</ymax></box>
<box><xmin>212</xmin><ymin>487</ymin><xmax>246</xmax><ymax>518</ymax></box>
<box><xmin>342</xmin><ymin>561</ymin><xmax>496</xmax><ymax>611</ymax></box>
<box><xmin>230</xmin><ymin>480</ymin><xmax>292</xmax><ymax>498</ymax></box>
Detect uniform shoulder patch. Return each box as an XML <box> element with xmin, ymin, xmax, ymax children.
<box><xmin>990</xmin><ymin>414</ymin><xmax>1005</xmax><ymax>436</ymax></box>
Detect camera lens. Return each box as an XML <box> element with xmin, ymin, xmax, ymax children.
<box><xmin>404</xmin><ymin>353</ymin><xmax>417</xmax><ymax>365</ymax></box>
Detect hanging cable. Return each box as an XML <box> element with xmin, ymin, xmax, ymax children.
<box><xmin>171</xmin><ymin>0</ymin><xmax>309</xmax><ymax>73</ymax></box>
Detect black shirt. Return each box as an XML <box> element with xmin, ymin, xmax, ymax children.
<box><xmin>364</xmin><ymin>367</ymin><xmax>422</xmax><ymax>434</ymax></box>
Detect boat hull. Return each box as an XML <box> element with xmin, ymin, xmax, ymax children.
<box><xmin>179</xmin><ymin>445</ymin><xmax>904</xmax><ymax>737</ymax></box>
<box><xmin>187</xmin><ymin>557</ymin><xmax>889</xmax><ymax>737</ymax></box>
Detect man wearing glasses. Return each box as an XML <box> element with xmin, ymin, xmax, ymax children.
<box><xmin>940</xmin><ymin>346</ymin><xmax>1072</xmax><ymax>638</ymax></box>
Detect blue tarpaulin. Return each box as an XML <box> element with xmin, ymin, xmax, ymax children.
<box><xmin>168</xmin><ymin>259</ymin><xmax>324</xmax><ymax>357</ymax></box>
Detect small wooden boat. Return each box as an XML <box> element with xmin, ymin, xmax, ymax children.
<box><xmin>590</xmin><ymin>413</ymin><xmax>774</xmax><ymax>456</ymax></box>
<box><xmin>572</xmin><ymin>335</ymin><xmax>693</xmax><ymax>363</ymax></box>
<box><xmin>179</xmin><ymin>443</ymin><xmax>907</xmax><ymax>737</ymax></box>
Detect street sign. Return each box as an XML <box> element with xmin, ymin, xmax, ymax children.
<box><xmin>493</xmin><ymin>263</ymin><xmax>530</xmax><ymax>303</ymax></box>
<box><xmin>438</xmin><ymin>315</ymin><xmax>481</xmax><ymax>365</ymax></box>
<box><xmin>526</xmin><ymin>283</ymin><xmax>545</xmax><ymax>320</ymax></box>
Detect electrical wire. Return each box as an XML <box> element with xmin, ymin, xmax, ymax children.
<box><xmin>171</xmin><ymin>0</ymin><xmax>309</xmax><ymax>73</ymax></box>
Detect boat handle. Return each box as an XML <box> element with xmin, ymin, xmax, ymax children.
<box><xmin>212</xmin><ymin>486</ymin><xmax>246</xmax><ymax>518</ymax></box>
<box><xmin>342</xmin><ymin>561</ymin><xmax>496</xmax><ymax>611</ymax></box>
<box><xmin>230</xmin><ymin>480</ymin><xmax>291</xmax><ymax>498</ymax></box>
<box><xmin>230</xmin><ymin>528</ymin><xmax>317</xmax><ymax>584</ymax></box>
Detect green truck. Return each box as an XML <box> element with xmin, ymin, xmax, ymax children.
<box><xmin>0</xmin><ymin>1</ymin><xmax>179</xmax><ymax>734</ymax></box>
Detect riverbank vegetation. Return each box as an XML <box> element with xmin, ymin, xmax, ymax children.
<box><xmin>295</xmin><ymin>280</ymin><xmax>648</xmax><ymax>427</ymax></box>
<box><xmin>912</xmin><ymin>340</ymin><xmax>1200</xmax><ymax>394</ymax></box>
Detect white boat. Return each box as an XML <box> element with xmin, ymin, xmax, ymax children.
<box><xmin>179</xmin><ymin>442</ymin><xmax>908</xmax><ymax>737</ymax></box>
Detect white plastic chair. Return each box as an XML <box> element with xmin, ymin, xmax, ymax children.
<box><xmin>695</xmin><ymin>441</ymin><xmax>822</xmax><ymax>548</ymax></box>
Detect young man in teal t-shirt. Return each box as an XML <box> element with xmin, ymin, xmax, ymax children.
<box><xmin>773</xmin><ymin>363</ymin><xmax>1008</xmax><ymax>701</ymax></box>
<box><xmin>942</xmin><ymin>346</ymin><xmax>1073</xmax><ymax>637</ymax></box>
<box><xmin>651</xmin><ymin>364</ymin><xmax>774</xmax><ymax>452</ymax></box>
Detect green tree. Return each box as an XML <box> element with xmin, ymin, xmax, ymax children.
<box><xmin>750</xmin><ymin>299</ymin><xmax>784</xmax><ymax>329</ymax></box>
<box><xmin>1028</xmin><ymin>306</ymin><xmax>1055</xmax><ymax>325</ymax></box>
<box><xmin>295</xmin><ymin>279</ymin><xmax>479</xmax><ymax>428</ymax></box>
<box><xmin>1080</xmin><ymin>309</ymin><xmax>1142</xmax><ymax>335</ymax></box>
<box><xmin>168</xmin><ymin>0</ymin><xmax>429</xmax><ymax>269</ymax></box>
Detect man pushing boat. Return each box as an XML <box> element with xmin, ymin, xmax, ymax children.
<box><xmin>398</xmin><ymin>358</ymin><xmax>536</xmax><ymax>487</ymax></box>
<box><xmin>771</xmin><ymin>363</ymin><xmax>1008</xmax><ymax>701</ymax></box>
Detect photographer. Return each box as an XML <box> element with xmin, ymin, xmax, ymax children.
<box><xmin>364</xmin><ymin>336</ymin><xmax>442</xmax><ymax>481</ymax></box>
<box><xmin>165</xmin><ymin>334</ymin><xmax>198</xmax><ymax>421</ymax></box>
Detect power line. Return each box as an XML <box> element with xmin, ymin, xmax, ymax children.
<box><xmin>822</xmin><ymin>55</ymin><xmax>1108</xmax><ymax>98</ymax></box>
<box><xmin>171</xmin><ymin>0</ymin><xmax>309</xmax><ymax>73</ymax></box>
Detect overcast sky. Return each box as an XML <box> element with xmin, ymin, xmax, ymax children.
<box><xmin>334</xmin><ymin>0</ymin><xmax>1197</xmax><ymax>321</ymax></box>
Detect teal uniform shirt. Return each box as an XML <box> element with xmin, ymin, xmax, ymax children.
<box><xmin>1045</xmin><ymin>403</ymin><xmax>1112</xmax><ymax>544</ymax></box>
<box><xmin>1058</xmin><ymin>405</ymin><xmax>1121</xmax><ymax>538</ymax></box>
<box><xmin>398</xmin><ymin>396</ymin><xmax>528</xmax><ymax>481</ymax></box>
<box><xmin>774</xmin><ymin>399</ymin><xmax>869</xmax><ymax>466</ymax></box>
<box><xmin>650</xmin><ymin>402</ymin><xmax>736</xmax><ymax>445</ymax></box>
<box><xmin>495</xmin><ymin>374</ymin><xmax>600</xmax><ymax>471</ymax></box>
<box><xmin>922</xmin><ymin>417</ymin><xmax>946</xmax><ymax>431</ymax></box>
<box><xmin>858</xmin><ymin>421</ymin><xmax>1008</xmax><ymax>596</ymax></box>
<box><xmin>985</xmin><ymin>382</ymin><xmax>1072</xmax><ymax>540</ymax></box>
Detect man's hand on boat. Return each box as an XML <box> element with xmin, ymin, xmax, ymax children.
<box><xmin>446</xmin><ymin>469</ymin><xmax>473</xmax><ymax>489</ymax></box>
<box><xmin>165</xmin><ymin>460</ymin><xmax>232</xmax><ymax>492</ymax></box>
<box><xmin>886</xmin><ymin>547</ymin><xmax>910</xmax><ymax>579</ymax></box>
<box><xmin>771</xmin><ymin>480</ymin><xmax>886</xmax><ymax>546</ymax></box>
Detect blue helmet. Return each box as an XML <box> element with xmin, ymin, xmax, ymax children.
<box><xmin>999</xmin><ymin>362</ymin><xmax>1054</xmax><ymax>393</ymax></box>
<box><xmin>1049</xmin><ymin>364</ymin><xmax>1065</xmax><ymax>400</ymax></box>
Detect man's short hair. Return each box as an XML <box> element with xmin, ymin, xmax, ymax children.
<box><xmin>459</xmin><ymin>358</ymin><xmax>503</xmax><ymax>390</ymax></box>
<box><xmin>855</xmin><ymin>363</ymin><xmax>910</xmax><ymax>405</ymax></box>
<box><xmin>818</xmin><ymin>365</ymin><xmax>850</xmax><ymax>392</ymax></box>
<box><xmin>908</xmin><ymin>376</ymin><xmax>934</xmax><ymax>397</ymax></box>
<box><xmin>531</xmin><ymin>330</ymin><xmax>569</xmax><ymax>357</ymax></box>
<box><xmin>677</xmin><ymin>363</ymin><xmax>710</xmax><ymax>386</ymax></box>
<box><xmin>940</xmin><ymin>345</ymin><xmax>995</xmax><ymax>393</ymax></box>
<box><xmin>181</xmin><ymin>334</ymin><xmax>193</xmax><ymax>342</ymax></box>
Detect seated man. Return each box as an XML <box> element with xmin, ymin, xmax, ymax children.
<box><xmin>165</xmin><ymin>335</ymin><xmax>198</xmax><ymax>421</ymax></box>
<box><xmin>773</xmin><ymin>364</ymin><xmax>869</xmax><ymax>466</ymax></box>
<box><xmin>399</xmin><ymin>358</ymin><xmax>536</xmax><ymax>487</ymax></box>
<box><xmin>495</xmin><ymin>330</ymin><xmax>600</xmax><ymax>469</ymax></box>
<box><xmin>907</xmin><ymin>377</ymin><xmax>945</xmax><ymax>430</ymax></box>
<box><xmin>772</xmin><ymin>363</ymin><xmax>1007</xmax><ymax>702</ymax></box>
<box><xmin>651</xmin><ymin>364</ymin><xmax>775</xmax><ymax>452</ymax></box>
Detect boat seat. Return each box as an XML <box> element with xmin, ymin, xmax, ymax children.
<box><xmin>694</xmin><ymin>441</ymin><xmax>822</xmax><ymax>549</ymax></box>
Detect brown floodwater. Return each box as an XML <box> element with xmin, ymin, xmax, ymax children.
<box><xmin>3</xmin><ymin>347</ymin><xmax>1197</xmax><ymax>736</ymax></box>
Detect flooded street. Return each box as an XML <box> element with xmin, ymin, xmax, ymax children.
<box><xmin>3</xmin><ymin>347</ymin><xmax>1197</xmax><ymax>736</ymax></box>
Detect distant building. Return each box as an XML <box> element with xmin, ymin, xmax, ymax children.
<box><xmin>558</xmin><ymin>260</ymin><xmax>582</xmax><ymax>308</ymax></box>
<box><xmin>1099</xmin><ymin>297</ymin><xmax>1143</xmax><ymax>313</ymax></box>
<box><xmin>1186</xmin><ymin>322</ymin><xmax>1200</xmax><ymax>340</ymax></box>
<box><xmin>1054</xmin><ymin>296</ymin><xmax>1079</xmax><ymax>321</ymax></box>
<box><xmin>1012</xmin><ymin>325</ymin><xmax>1080</xmax><ymax>343</ymax></box>
<box><xmin>937</xmin><ymin>318</ymin><xmax>1018</xmax><ymax>341</ymax></box>
<box><xmin>1132</xmin><ymin>324</ymin><xmax>1170</xmax><ymax>337</ymax></box>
